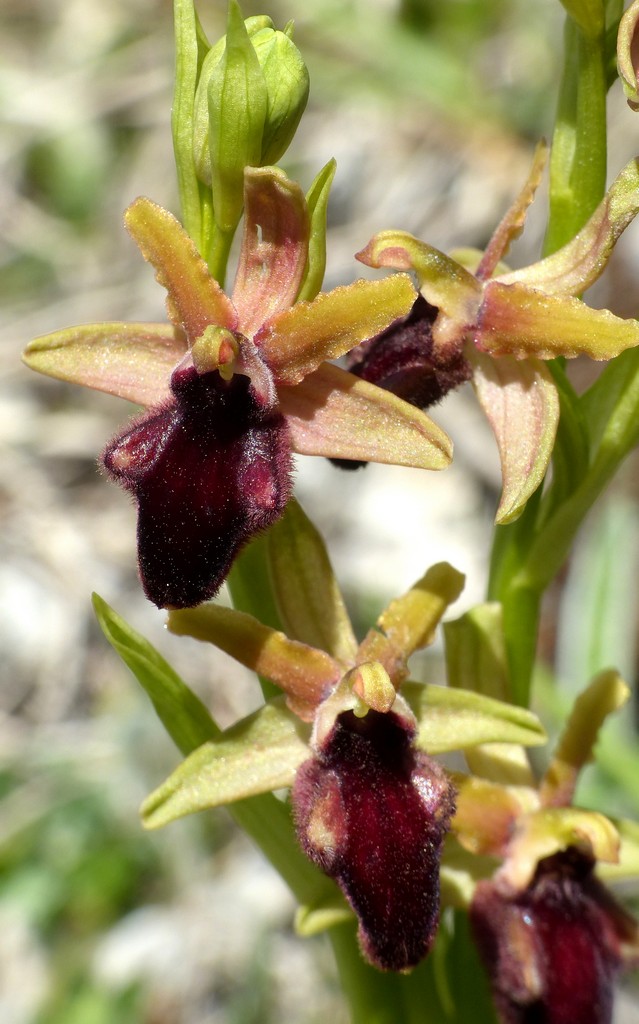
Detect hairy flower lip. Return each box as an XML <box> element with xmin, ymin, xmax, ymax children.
<box><xmin>293</xmin><ymin>707</ymin><xmax>456</xmax><ymax>972</ymax></box>
<box><xmin>470</xmin><ymin>847</ymin><xmax>634</xmax><ymax>1024</ymax></box>
<box><xmin>102</xmin><ymin>367</ymin><xmax>292</xmax><ymax>608</ymax></box>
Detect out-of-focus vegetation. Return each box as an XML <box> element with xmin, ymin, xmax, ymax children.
<box><xmin>2</xmin><ymin>0</ymin><xmax>638</xmax><ymax>1021</ymax></box>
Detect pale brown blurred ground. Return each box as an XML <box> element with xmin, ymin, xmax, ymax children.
<box><xmin>2</xmin><ymin>1</ymin><xmax>639</xmax><ymax>1021</ymax></box>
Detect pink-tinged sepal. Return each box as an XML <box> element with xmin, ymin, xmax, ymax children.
<box><xmin>469</xmin><ymin>349</ymin><xmax>559</xmax><ymax>524</ymax></box>
<box><xmin>22</xmin><ymin>322</ymin><xmax>187</xmax><ymax>407</ymax></box>
<box><xmin>618</xmin><ymin>2</ymin><xmax>639</xmax><ymax>111</ymax></box>
<box><xmin>293</xmin><ymin>706</ymin><xmax>455</xmax><ymax>971</ymax></box>
<box><xmin>280</xmin><ymin>362</ymin><xmax>453</xmax><ymax>470</ymax></box>
<box><xmin>471</xmin><ymin>848</ymin><xmax>637</xmax><ymax>1024</ymax></box>
<box><xmin>103</xmin><ymin>366</ymin><xmax>292</xmax><ymax>608</ymax></box>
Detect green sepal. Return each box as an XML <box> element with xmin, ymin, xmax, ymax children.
<box><xmin>141</xmin><ymin>699</ymin><xmax>310</xmax><ymax>829</ymax></box>
<box><xmin>296</xmin><ymin>159</ymin><xmax>336</xmax><ymax>303</ymax></box>
<box><xmin>444</xmin><ymin>602</ymin><xmax>510</xmax><ymax>702</ymax></box>
<box><xmin>94</xmin><ymin>596</ymin><xmax>335</xmax><ymax>909</ymax></box>
<box><xmin>266</xmin><ymin>498</ymin><xmax>357</xmax><ymax>663</ymax></box>
<box><xmin>402</xmin><ymin>682</ymin><xmax>547</xmax><ymax>754</ymax></box>
<box><xmin>92</xmin><ymin>593</ymin><xmax>220</xmax><ymax>755</ymax></box>
<box><xmin>444</xmin><ymin>604</ymin><xmax>536</xmax><ymax>784</ymax></box>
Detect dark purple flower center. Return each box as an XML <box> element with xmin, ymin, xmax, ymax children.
<box><xmin>471</xmin><ymin>848</ymin><xmax>632</xmax><ymax>1024</ymax></box>
<box><xmin>293</xmin><ymin>708</ymin><xmax>455</xmax><ymax>971</ymax></box>
<box><xmin>332</xmin><ymin>296</ymin><xmax>471</xmax><ymax>470</ymax></box>
<box><xmin>102</xmin><ymin>364</ymin><xmax>291</xmax><ymax>608</ymax></box>
<box><xmin>346</xmin><ymin>295</ymin><xmax>472</xmax><ymax>409</ymax></box>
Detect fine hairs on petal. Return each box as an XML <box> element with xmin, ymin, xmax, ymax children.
<box><xmin>293</xmin><ymin>708</ymin><xmax>455</xmax><ymax>971</ymax></box>
<box><xmin>103</xmin><ymin>366</ymin><xmax>292</xmax><ymax>608</ymax></box>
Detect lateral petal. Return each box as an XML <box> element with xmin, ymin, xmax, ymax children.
<box><xmin>356</xmin><ymin>230</ymin><xmax>481</xmax><ymax>324</ymax></box>
<box><xmin>377</xmin><ymin>562</ymin><xmax>465</xmax><ymax>660</ymax></box>
<box><xmin>475</xmin><ymin>280</ymin><xmax>639</xmax><ymax>361</ymax></box>
<box><xmin>539</xmin><ymin>671</ymin><xmax>630</xmax><ymax>809</ymax></box>
<box><xmin>499</xmin><ymin>158</ymin><xmax>639</xmax><ymax>296</ymax></box>
<box><xmin>168</xmin><ymin>603</ymin><xmax>342</xmax><ymax>717</ymax></box>
<box><xmin>23</xmin><ymin>322</ymin><xmax>185</xmax><ymax>406</ymax></box>
<box><xmin>256</xmin><ymin>274</ymin><xmax>417</xmax><ymax>384</ymax></box>
<box><xmin>279</xmin><ymin>362</ymin><xmax>452</xmax><ymax>469</ymax></box>
<box><xmin>470</xmin><ymin>349</ymin><xmax>560</xmax><ymax>524</ymax></box>
<box><xmin>232</xmin><ymin>166</ymin><xmax>309</xmax><ymax>336</ymax></box>
<box><xmin>125</xmin><ymin>197</ymin><xmax>237</xmax><ymax>338</ymax></box>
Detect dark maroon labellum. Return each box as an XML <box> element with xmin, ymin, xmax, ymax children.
<box><xmin>470</xmin><ymin>848</ymin><xmax>636</xmax><ymax>1024</ymax></box>
<box><xmin>102</xmin><ymin>365</ymin><xmax>291</xmax><ymax>608</ymax></box>
<box><xmin>293</xmin><ymin>708</ymin><xmax>455</xmax><ymax>971</ymax></box>
<box><xmin>345</xmin><ymin>295</ymin><xmax>472</xmax><ymax>410</ymax></box>
<box><xmin>331</xmin><ymin>296</ymin><xmax>471</xmax><ymax>470</ymax></box>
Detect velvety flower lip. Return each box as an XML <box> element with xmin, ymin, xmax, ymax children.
<box><xmin>103</xmin><ymin>365</ymin><xmax>292</xmax><ymax>608</ymax></box>
<box><xmin>471</xmin><ymin>848</ymin><xmax>635</xmax><ymax>1024</ymax></box>
<box><xmin>343</xmin><ymin>294</ymin><xmax>472</xmax><ymax>410</ymax></box>
<box><xmin>356</xmin><ymin>150</ymin><xmax>639</xmax><ymax>524</ymax></box>
<box><xmin>294</xmin><ymin>706</ymin><xmax>455</xmax><ymax>971</ymax></box>
<box><xmin>24</xmin><ymin>166</ymin><xmax>453</xmax><ymax>608</ymax></box>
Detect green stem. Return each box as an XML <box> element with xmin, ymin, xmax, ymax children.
<box><xmin>207</xmin><ymin>220</ymin><xmax>235</xmax><ymax>287</ymax></box>
<box><xmin>487</xmin><ymin>491</ymin><xmax>543</xmax><ymax>707</ymax></box>
<box><xmin>329</xmin><ymin>925</ymin><xmax>404</xmax><ymax>1024</ymax></box>
<box><xmin>487</xmin><ymin>8</ymin><xmax>609</xmax><ymax>707</ymax></box>
<box><xmin>545</xmin><ymin>15</ymin><xmax>607</xmax><ymax>254</ymax></box>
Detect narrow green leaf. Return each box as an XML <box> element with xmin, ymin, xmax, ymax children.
<box><xmin>92</xmin><ymin>593</ymin><xmax>220</xmax><ymax>756</ymax></box>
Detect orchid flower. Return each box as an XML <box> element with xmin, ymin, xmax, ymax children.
<box><xmin>23</xmin><ymin>166</ymin><xmax>451</xmax><ymax>608</ymax></box>
<box><xmin>450</xmin><ymin>670</ymin><xmax>639</xmax><ymax>1024</ymax></box>
<box><xmin>137</xmin><ymin>500</ymin><xmax>547</xmax><ymax>971</ymax></box>
<box><xmin>354</xmin><ymin>149</ymin><xmax>639</xmax><ymax>523</ymax></box>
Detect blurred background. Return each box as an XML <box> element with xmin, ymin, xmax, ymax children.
<box><xmin>2</xmin><ymin>0</ymin><xmax>639</xmax><ymax>1020</ymax></box>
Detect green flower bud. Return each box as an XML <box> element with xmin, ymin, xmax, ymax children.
<box><xmin>251</xmin><ymin>23</ymin><xmax>309</xmax><ymax>166</ymax></box>
<box><xmin>193</xmin><ymin>3</ymin><xmax>309</xmax><ymax>234</ymax></box>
